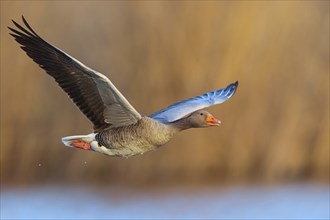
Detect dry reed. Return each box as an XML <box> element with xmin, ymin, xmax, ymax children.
<box><xmin>1</xmin><ymin>1</ymin><xmax>329</xmax><ymax>186</ymax></box>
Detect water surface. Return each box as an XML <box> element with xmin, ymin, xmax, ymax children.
<box><xmin>1</xmin><ymin>184</ymin><xmax>329</xmax><ymax>219</ymax></box>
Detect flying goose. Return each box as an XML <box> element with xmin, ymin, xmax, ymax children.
<box><xmin>8</xmin><ymin>16</ymin><xmax>238</xmax><ymax>157</ymax></box>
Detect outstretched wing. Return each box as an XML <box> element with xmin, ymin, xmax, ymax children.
<box><xmin>8</xmin><ymin>16</ymin><xmax>141</xmax><ymax>131</ymax></box>
<box><xmin>150</xmin><ymin>81</ymin><xmax>238</xmax><ymax>123</ymax></box>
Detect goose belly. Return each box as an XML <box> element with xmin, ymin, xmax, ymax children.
<box><xmin>94</xmin><ymin>124</ymin><xmax>175</xmax><ymax>157</ymax></box>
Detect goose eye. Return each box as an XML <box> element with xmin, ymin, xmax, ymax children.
<box><xmin>200</xmin><ymin>113</ymin><xmax>204</xmax><ymax>116</ymax></box>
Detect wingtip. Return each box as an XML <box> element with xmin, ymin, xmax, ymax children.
<box><xmin>228</xmin><ymin>81</ymin><xmax>239</xmax><ymax>97</ymax></box>
<box><xmin>22</xmin><ymin>15</ymin><xmax>28</xmax><ymax>25</ymax></box>
<box><xmin>232</xmin><ymin>81</ymin><xmax>239</xmax><ymax>92</ymax></box>
<box><xmin>10</xmin><ymin>15</ymin><xmax>25</xmax><ymax>26</ymax></box>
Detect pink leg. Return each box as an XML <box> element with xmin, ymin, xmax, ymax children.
<box><xmin>71</xmin><ymin>140</ymin><xmax>91</xmax><ymax>150</ymax></box>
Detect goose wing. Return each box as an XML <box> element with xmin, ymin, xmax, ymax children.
<box><xmin>150</xmin><ymin>81</ymin><xmax>238</xmax><ymax>123</ymax></box>
<box><xmin>8</xmin><ymin>16</ymin><xmax>141</xmax><ymax>131</ymax></box>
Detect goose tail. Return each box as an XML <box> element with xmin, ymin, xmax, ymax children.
<box><xmin>61</xmin><ymin>133</ymin><xmax>96</xmax><ymax>150</ymax></box>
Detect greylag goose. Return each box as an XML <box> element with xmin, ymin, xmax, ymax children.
<box><xmin>8</xmin><ymin>17</ymin><xmax>238</xmax><ymax>157</ymax></box>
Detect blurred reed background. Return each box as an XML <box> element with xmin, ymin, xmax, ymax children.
<box><xmin>1</xmin><ymin>1</ymin><xmax>329</xmax><ymax>187</ymax></box>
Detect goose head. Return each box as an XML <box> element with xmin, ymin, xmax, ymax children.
<box><xmin>188</xmin><ymin>110</ymin><xmax>221</xmax><ymax>128</ymax></box>
<box><xmin>171</xmin><ymin>110</ymin><xmax>221</xmax><ymax>130</ymax></box>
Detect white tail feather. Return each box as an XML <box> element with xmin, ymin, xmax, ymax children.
<box><xmin>61</xmin><ymin>133</ymin><xmax>96</xmax><ymax>148</ymax></box>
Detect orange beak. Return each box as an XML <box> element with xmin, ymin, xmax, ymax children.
<box><xmin>206</xmin><ymin>114</ymin><xmax>221</xmax><ymax>126</ymax></box>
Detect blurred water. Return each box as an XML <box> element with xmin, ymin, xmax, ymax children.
<box><xmin>1</xmin><ymin>184</ymin><xmax>329</xmax><ymax>219</ymax></box>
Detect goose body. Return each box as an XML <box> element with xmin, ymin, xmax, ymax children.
<box><xmin>93</xmin><ymin>117</ymin><xmax>177</xmax><ymax>157</ymax></box>
<box><xmin>9</xmin><ymin>17</ymin><xmax>238</xmax><ymax>157</ymax></box>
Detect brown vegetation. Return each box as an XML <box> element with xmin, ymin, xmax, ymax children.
<box><xmin>1</xmin><ymin>1</ymin><xmax>329</xmax><ymax>186</ymax></box>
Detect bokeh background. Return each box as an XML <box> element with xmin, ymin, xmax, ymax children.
<box><xmin>1</xmin><ymin>1</ymin><xmax>329</xmax><ymax>219</ymax></box>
